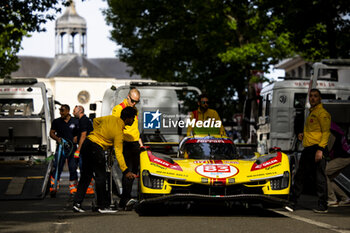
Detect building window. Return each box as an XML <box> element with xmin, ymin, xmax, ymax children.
<box><xmin>298</xmin><ymin>67</ymin><xmax>303</xmax><ymax>78</ymax></box>
<box><xmin>305</xmin><ymin>63</ymin><xmax>312</xmax><ymax>77</ymax></box>
<box><xmin>291</xmin><ymin>70</ymin><xmax>296</xmax><ymax>77</ymax></box>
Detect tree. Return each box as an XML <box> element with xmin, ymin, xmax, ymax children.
<box><xmin>104</xmin><ymin>0</ymin><xmax>293</xmax><ymax>120</ymax></box>
<box><xmin>261</xmin><ymin>0</ymin><xmax>350</xmax><ymax>60</ymax></box>
<box><xmin>0</xmin><ymin>0</ymin><xmax>69</xmax><ymax>78</ymax></box>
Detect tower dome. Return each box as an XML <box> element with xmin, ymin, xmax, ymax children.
<box><xmin>55</xmin><ymin>1</ymin><xmax>87</xmax><ymax>57</ymax></box>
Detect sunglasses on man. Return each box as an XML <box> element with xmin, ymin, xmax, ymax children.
<box><xmin>129</xmin><ymin>95</ymin><xmax>140</xmax><ymax>104</ymax></box>
<box><xmin>201</xmin><ymin>101</ymin><xmax>209</xmax><ymax>104</ymax></box>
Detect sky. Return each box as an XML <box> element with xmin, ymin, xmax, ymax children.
<box><xmin>18</xmin><ymin>0</ymin><xmax>284</xmax><ymax>79</ymax></box>
<box><xmin>18</xmin><ymin>0</ymin><xmax>118</xmax><ymax>58</ymax></box>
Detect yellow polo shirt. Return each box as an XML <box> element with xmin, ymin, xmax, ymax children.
<box><xmin>87</xmin><ymin>115</ymin><xmax>128</xmax><ymax>172</ymax></box>
<box><xmin>187</xmin><ymin>108</ymin><xmax>226</xmax><ymax>136</ymax></box>
<box><xmin>303</xmin><ymin>103</ymin><xmax>331</xmax><ymax>149</ymax></box>
<box><xmin>112</xmin><ymin>99</ymin><xmax>140</xmax><ymax>142</ymax></box>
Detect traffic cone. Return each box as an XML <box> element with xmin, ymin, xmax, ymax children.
<box><xmin>50</xmin><ymin>176</ymin><xmax>59</xmax><ymax>197</ymax></box>
<box><xmin>69</xmin><ymin>180</ymin><xmax>78</xmax><ymax>195</ymax></box>
<box><xmin>86</xmin><ymin>179</ymin><xmax>95</xmax><ymax>196</ymax></box>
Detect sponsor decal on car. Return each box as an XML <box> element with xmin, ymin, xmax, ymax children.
<box><xmin>193</xmin><ymin>160</ymin><xmax>239</xmax><ymax>164</ymax></box>
<box><xmin>186</xmin><ymin>139</ymin><xmax>232</xmax><ymax>144</ymax></box>
<box><xmin>195</xmin><ymin>164</ymin><xmax>239</xmax><ymax>178</ymax></box>
<box><xmin>147</xmin><ymin>151</ymin><xmax>183</xmax><ymax>171</ymax></box>
<box><xmin>250</xmin><ymin>152</ymin><xmax>282</xmax><ymax>171</ymax></box>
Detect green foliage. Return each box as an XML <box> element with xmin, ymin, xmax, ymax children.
<box><xmin>263</xmin><ymin>0</ymin><xmax>350</xmax><ymax>61</ymax></box>
<box><xmin>104</xmin><ymin>0</ymin><xmax>349</xmax><ymax>120</ymax></box>
<box><xmin>219</xmin><ymin>17</ymin><xmax>295</xmax><ymax>66</ymax></box>
<box><xmin>0</xmin><ymin>0</ymin><xmax>69</xmax><ymax>78</ymax></box>
<box><xmin>104</xmin><ymin>0</ymin><xmax>284</xmax><ymax>120</ymax></box>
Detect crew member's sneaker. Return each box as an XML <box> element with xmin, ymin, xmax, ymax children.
<box><xmin>284</xmin><ymin>205</ymin><xmax>294</xmax><ymax>212</ymax></box>
<box><xmin>328</xmin><ymin>200</ymin><xmax>339</xmax><ymax>207</ymax></box>
<box><xmin>98</xmin><ymin>208</ymin><xmax>118</xmax><ymax>214</ymax></box>
<box><xmin>125</xmin><ymin>199</ymin><xmax>137</xmax><ymax>211</ymax></box>
<box><xmin>284</xmin><ymin>202</ymin><xmax>296</xmax><ymax>212</ymax></box>
<box><xmin>339</xmin><ymin>199</ymin><xmax>350</xmax><ymax>206</ymax></box>
<box><xmin>73</xmin><ymin>203</ymin><xmax>85</xmax><ymax>213</ymax></box>
<box><xmin>313</xmin><ymin>205</ymin><xmax>328</xmax><ymax>214</ymax></box>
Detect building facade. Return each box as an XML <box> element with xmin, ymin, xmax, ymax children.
<box><xmin>11</xmin><ymin>2</ymin><xmax>145</xmax><ymax>117</ymax></box>
<box><xmin>275</xmin><ymin>56</ymin><xmax>313</xmax><ymax>79</ymax></box>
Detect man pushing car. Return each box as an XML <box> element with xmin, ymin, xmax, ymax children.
<box><xmin>72</xmin><ymin>106</ymin><xmax>137</xmax><ymax>214</ymax></box>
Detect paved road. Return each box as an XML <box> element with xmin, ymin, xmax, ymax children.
<box><xmin>1</xmin><ymin>173</ymin><xmax>350</xmax><ymax>233</ymax></box>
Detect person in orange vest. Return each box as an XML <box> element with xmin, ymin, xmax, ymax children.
<box><xmin>187</xmin><ymin>94</ymin><xmax>226</xmax><ymax>136</ymax></box>
<box><xmin>73</xmin><ymin>107</ymin><xmax>137</xmax><ymax>213</ymax></box>
<box><xmin>112</xmin><ymin>88</ymin><xmax>143</xmax><ymax>210</ymax></box>
<box><xmin>73</xmin><ymin>105</ymin><xmax>95</xmax><ymax>196</ymax></box>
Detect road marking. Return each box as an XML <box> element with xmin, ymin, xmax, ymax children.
<box><xmin>5</xmin><ymin>210</ymin><xmax>67</xmax><ymax>214</ymax></box>
<box><xmin>53</xmin><ymin>222</ymin><xmax>71</xmax><ymax>233</ymax></box>
<box><xmin>272</xmin><ymin>209</ymin><xmax>350</xmax><ymax>233</ymax></box>
<box><xmin>0</xmin><ymin>176</ymin><xmax>44</xmax><ymax>180</ymax></box>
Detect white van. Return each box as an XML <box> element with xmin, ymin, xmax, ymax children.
<box><xmin>100</xmin><ymin>82</ymin><xmax>201</xmax><ymax>144</ymax></box>
<box><xmin>257</xmin><ymin>75</ymin><xmax>350</xmax><ymax>154</ymax></box>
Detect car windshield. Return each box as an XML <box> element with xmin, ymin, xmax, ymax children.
<box><xmin>183</xmin><ymin>139</ymin><xmax>239</xmax><ymax>160</ymax></box>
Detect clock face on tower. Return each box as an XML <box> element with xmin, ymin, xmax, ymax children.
<box><xmin>77</xmin><ymin>90</ymin><xmax>90</xmax><ymax>104</ymax></box>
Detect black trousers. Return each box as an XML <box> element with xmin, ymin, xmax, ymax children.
<box><xmin>119</xmin><ymin>141</ymin><xmax>140</xmax><ymax>207</ymax></box>
<box><xmin>291</xmin><ymin>145</ymin><xmax>328</xmax><ymax>208</ymax></box>
<box><xmin>74</xmin><ymin>139</ymin><xmax>109</xmax><ymax>208</ymax></box>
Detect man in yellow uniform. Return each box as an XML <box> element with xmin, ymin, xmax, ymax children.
<box><xmin>112</xmin><ymin>88</ymin><xmax>143</xmax><ymax>210</ymax></box>
<box><xmin>289</xmin><ymin>89</ymin><xmax>331</xmax><ymax>213</ymax></box>
<box><xmin>72</xmin><ymin>107</ymin><xmax>137</xmax><ymax>214</ymax></box>
<box><xmin>187</xmin><ymin>94</ymin><xmax>226</xmax><ymax>136</ymax></box>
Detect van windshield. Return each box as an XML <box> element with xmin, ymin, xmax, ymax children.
<box><xmin>294</xmin><ymin>93</ymin><xmax>336</xmax><ymax>108</ymax></box>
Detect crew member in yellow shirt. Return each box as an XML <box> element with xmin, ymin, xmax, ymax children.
<box><xmin>289</xmin><ymin>88</ymin><xmax>331</xmax><ymax>214</ymax></box>
<box><xmin>187</xmin><ymin>94</ymin><xmax>226</xmax><ymax>136</ymax></box>
<box><xmin>112</xmin><ymin>88</ymin><xmax>143</xmax><ymax>210</ymax></box>
<box><xmin>72</xmin><ymin>107</ymin><xmax>137</xmax><ymax>214</ymax></box>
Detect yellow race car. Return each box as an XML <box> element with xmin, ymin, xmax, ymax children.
<box><xmin>137</xmin><ymin>135</ymin><xmax>291</xmax><ymax>214</ymax></box>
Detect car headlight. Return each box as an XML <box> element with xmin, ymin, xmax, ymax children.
<box><xmin>142</xmin><ymin>170</ymin><xmax>164</xmax><ymax>189</ymax></box>
<box><xmin>270</xmin><ymin>171</ymin><xmax>289</xmax><ymax>190</ymax></box>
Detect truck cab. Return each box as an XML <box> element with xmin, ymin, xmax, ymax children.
<box><xmin>0</xmin><ymin>78</ymin><xmax>54</xmax><ymax>199</ymax></box>
<box><xmin>253</xmin><ymin>59</ymin><xmax>350</xmax><ymax>196</ymax></box>
<box><xmin>257</xmin><ymin>61</ymin><xmax>350</xmax><ymax>155</ymax></box>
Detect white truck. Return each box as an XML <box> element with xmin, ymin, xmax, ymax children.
<box><xmin>0</xmin><ymin>78</ymin><xmax>55</xmax><ymax>199</ymax></box>
<box><xmin>256</xmin><ymin>59</ymin><xmax>350</xmax><ymax>154</ymax></box>
<box><xmin>250</xmin><ymin>59</ymin><xmax>350</xmax><ymax>194</ymax></box>
<box><xmin>100</xmin><ymin>82</ymin><xmax>201</xmax><ymax>145</ymax></box>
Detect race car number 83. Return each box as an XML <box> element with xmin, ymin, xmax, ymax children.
<box><xmin>203</xmin><ymin>164</ymin><xmax>231</xmax><ymax>173</ymax></box>
<box><xmin>195</xmin><ymin>164</ymin><xmax>239</xmax><ymax>178</ymax></box>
